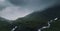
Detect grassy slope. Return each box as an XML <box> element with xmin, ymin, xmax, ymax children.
<box><xmin>14</xmin><ymin>12</ymin><xmax>49</xmax><ymax>29</ymax></box>
<box><xmin>0</xmin><ymin>17</ymin><xmax>11</xmax><ymax>31</ymax></box>
<box><xmin>43</xmin><ymin>19</ymin><xmax>60</xmax><ymax>31</ymax></box>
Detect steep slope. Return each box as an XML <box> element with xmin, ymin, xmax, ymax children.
<box><xmin>42</xmin><ymin>19</ymin><xmax>60</xmax><ymax>31</ymax></box>
<box><xmin>13</xmin><ymin>5</ymin><xmax>60</xmax><ymax>31</ymax></box>
<box><xmin>0</xmin><ymin>17</ymin><xmax>12</xmax><ymax>31</ymax></box>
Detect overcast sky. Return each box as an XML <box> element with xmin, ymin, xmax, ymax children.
<box><xmin>0</xmin><ymin>0</ymin><xmax>59</xmax><ymax>20</ymax></box>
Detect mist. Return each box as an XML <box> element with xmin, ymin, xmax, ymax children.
<box><xmin>0</xmin><ymin>0</ymin><xmax>59</xmax><ymax>20</ymax></box>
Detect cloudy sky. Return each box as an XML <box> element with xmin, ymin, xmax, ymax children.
<box><xmin>0</xmin><ymin>0</ymin><xmax>59</xmax><ymax>20</ymax></box>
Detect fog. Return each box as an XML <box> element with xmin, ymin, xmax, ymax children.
<box><xmin>0</xmin><ymin>0</ymin><xmax>59</xmax><ymax>20</ymax></box>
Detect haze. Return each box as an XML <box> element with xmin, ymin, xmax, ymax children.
<box><xmin>0</xmin><ymin>0</ymin><xmax>59</xmax><ymax>20</ymax></box>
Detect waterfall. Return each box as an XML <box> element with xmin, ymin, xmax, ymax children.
<box><xmin>38</xmin><ymin>18</ymin><xmax>58</xmax><ymax>31</ymax></box>
<box><xmin>11</xmin><ymin>26</ymin><xmax>18</xmax><ymax>31</ymax></box>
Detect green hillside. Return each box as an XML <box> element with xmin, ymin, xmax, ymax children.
<box><xmin>42</xmin><ymin>19</ymin><xmax>60</xmax><ymax>31</ymax></box>
<box><xmin>0</xmin><ymin>17</ymin><xmax>11</xmax><ymax>31</ymax></box>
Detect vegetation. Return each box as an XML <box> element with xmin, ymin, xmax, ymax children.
<box><xmin>42</xmin><ymin>19</ymin><xmax>60</xmax><ymax>31</ymax></box>
<box><xmin>0</xmin><ymin>5</ymin><xmax>60</xmax><ymax>31</ymax></box>
<box><xmin>0</xmin><ymin>17</ymin><xmax>12</xmax><ymax>31</ymax></box>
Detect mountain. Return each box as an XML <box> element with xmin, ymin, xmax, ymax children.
<box><xmin>13</xmin><ymin>11</ymin><xmax>50</xmax><ymax>31</ymax></box>
<box><xmin>42</xmin><ymin>19</ymin><xmax>60</xmax><ymax>31</ymax></box>
<box><xmin>13</xmin><ymin>5</ymin><xmax>60</xmax><ymax>31</ymax></box>
<box><xmin>0</xmin><ymin>5</ymin><xmax>60</xmax><ymax>31</ymax></box>
<box><xmin>0</xmin><ymin>17</ymin><xmax>12</xmax><ymax>31</ymax></box>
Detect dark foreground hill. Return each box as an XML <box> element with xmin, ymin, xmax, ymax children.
<box><xmin>42</xmin><ymin>19</ymin><xmax>60</xmax><ymax>31</ymax></box>
<box><xmin>0</xmin><ymin>17</ymin><xmax>15</xmax><ymax>31</ymax></box>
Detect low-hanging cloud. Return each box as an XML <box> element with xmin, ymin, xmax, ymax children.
<box><xmin>0</xmin><ymin>0</ymin><xmax>60</xmax><ymax>20</ymax></box>
<box><xmin>0</xmin><ymin>6</ymin><xmax>33</xmax><ymax>20</ymax></box>
<box><xmin>0</xmin><ymin>0</ymin><xmax>33</xmax><ymax>20</ymax></box>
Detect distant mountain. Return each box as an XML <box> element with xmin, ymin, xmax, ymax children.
<box><xmin>0</xmin><ymin>17</ymin><xmax>8</xmax><ymax>21</ymax></box>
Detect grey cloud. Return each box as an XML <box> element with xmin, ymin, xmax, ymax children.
<box><xmin>0</xmin><ymin>0</ymin><xmax>34</xmax><ymax>20</ymax></box>
<box><xmin>0</xmin><ymin>0</ymin><xmax>11</xmax><ymax>11</ymax></box>
<box><xmin>0</xmin><ymin>6</ymin><xmax>6</xmax><ymax>10</ymax></box>
<box><xmin>9</xmin><ymin>0</ymin><xmax>60</xmax><ymax>11</ymax></box>
<box><xmin>0</xmin><ymin>5</ymin><xmax>33</xmax><ymax>20</ymax></box>
<box><xmin>0</xmin><ymin>0</ymin><xmax>60</xmax><ymax>20</ymax></box>
<box><xmin>9</xmin><ymin>0</ymin><xmax>27</xmax><ymax>6</ymax></box>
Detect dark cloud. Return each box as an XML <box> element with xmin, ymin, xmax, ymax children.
<box><xmin>9</xmin><ymin>0</ymin><xmax>27</xmax><ymax>6</ymax></box>
<box><xmin>9</xmin><ymin>0</ymin><xmax>60</xmax><ymax>10</ymax></box>
<box><xmin>0</xmin><ymin>0</ymin><xmax>10</xmax><ymax>11</ymax></box>
<box><xmin>0</xmin><ymin>6</ymin><xmax>6</xmax><ymax>10</ymax></box>
<box><xmin>9</xmin><ymin>0</ymin><xmax>57</xmax><ymax>6</ymax></box>
<box><xmin>0</xmin><ymin>0</ymin><xmax>60</xmax><ymax>20</ymax></box>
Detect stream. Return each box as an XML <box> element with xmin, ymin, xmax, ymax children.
<box><xmin>11</xmin><ymin>18</ymin><xmax>58</xmax><ymax>31</ymax></box>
